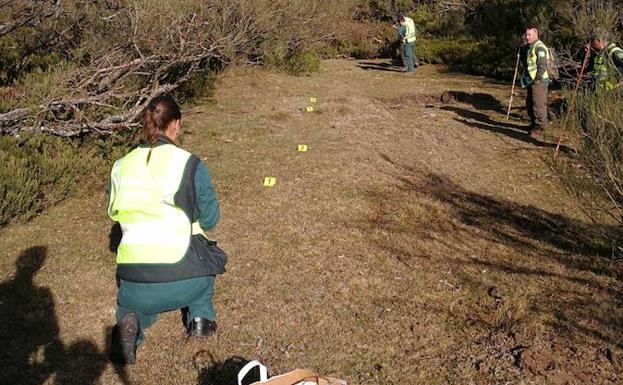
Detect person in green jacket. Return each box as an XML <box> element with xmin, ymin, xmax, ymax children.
<box><xmin>520</xmin><ymin>25</ymin><xmax>551</xmax><ymax>140</ymax></box>
<box><xmin>397</xmin><ymin>12</ymin><xmax>418</xmax><ymax>74</ymax></box>
<box><xmin>107</xmin><ymin>95</ymin><xmax>224</xmax><ymax>364</ymax></box>
<box><xmin>585</xmin><ymin>31</ymin><xmax>623</xmax><ymax>91</ymax></box>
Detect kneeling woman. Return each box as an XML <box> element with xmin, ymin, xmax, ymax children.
<box><xmin>107</xmin><ymin>95</ymin><xmax>224</xmax><ymax>364</ymax></box>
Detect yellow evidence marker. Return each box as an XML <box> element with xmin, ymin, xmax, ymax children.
<box><xmin>297</xmin><ymin>144</ymin><xmax>308</xmax><ymax>152</ymax></box>
<box><xmin>310</xmin><ymin>97</ymin><xmax>317</xmax><ymax>103</ymax></box>
<box><xmin>306</xmin><ymin>106</ymin><xmax>314</xmax><ymax>112</ymax></box>
<box><xmin>263</xmin><ymin>177</ymin><xmax>276</xmax><ymax>187</ymax></box>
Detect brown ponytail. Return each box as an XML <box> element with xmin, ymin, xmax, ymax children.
<box><xmin>139</xmin><ymin>95</ymin><xmax>182</xmax><ymax>164</ymax></box>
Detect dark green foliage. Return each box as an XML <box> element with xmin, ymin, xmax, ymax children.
<box><xmin>0</xmin><ymin>36</ymin><xmax>62</xmax><ymax>86</ymax></box>
<box><xmin>352</xmin><ymin>0</ymin><xmax>412</xmax><ymax>22</ymax></box>
<box><xmin>343</xmin><ymin>0</ymin><xmax>622</xmax><ymax>78</ymax></box>
<box><xmin>177</xmin><ymin>70</ymin><xmax>219</xmax><ymax>101</ymax></box>
<box><xmin>461</xmin><ymin>37</ymin><xmax>520</xmax><ymax>78</ymax></box>
<box><xmin>283</xmin><ymin>51</ymin><xmax>321</xmax><ymax>75</ymax></box>
<box><xmin>0</xmin><ymin>133</ymin><xmax>135</xmax><ymax>226</ymax></box>
<box><xmin>3</xmin><ymin>0</ymin><xmax>623</xmax><ymax>228</ymax></box>
<box><xmin>416</xmin><ymin>37</ymin><xmax>479</xmax><ymax>65</ymax></box>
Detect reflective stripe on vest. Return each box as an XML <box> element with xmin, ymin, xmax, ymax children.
<box><xmin>403</xmin><ymin>17</ymin><xmax>416</xmax><ymax>43</ymax></box>
<box><xmin>527</xmin><ymin>40</ymin><xmax>550</xmax><ymax>80</ymax></box>
<box><xmin>108</xmin><ymin>144</ymin><xmax>195</xmax><ymax>265</ymax></box>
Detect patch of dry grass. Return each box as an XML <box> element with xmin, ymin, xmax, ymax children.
<box><xmin>0</xmin><ymin>60</ymin><xmax>621</xmax><ymax>385</ymax></box>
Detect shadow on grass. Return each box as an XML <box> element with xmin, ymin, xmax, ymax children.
<box><xmin>445</xmin><ymin>90</ymin><xmax>507</xmax><ymax>113</ymax></box>
<box><xmin>197</xmin><ymin>356</ymin><xmax>252</xmax><ymax>385</ymax></box>
<box><xmin>357</xmin><ymin>61</ymin><xmax>404</xmax><ymax>73</ymax></box>
<box><xmin>441</xmin><ymin>105</ymin><xmax>575</xmax><ymax>153</ymax></box>
<box><xmin>441</xmin><ymin>106</ymin><xmax>527</xmax><ymax>132</ymax></box>
<box><xmin>371</xmin><ymin>154</ymin><xmax>623</xmax><ymax>349</ymax></box>
<box><xmin>0</xmin><ymin>246</ymin><xmax>128</xmax><ymax>385</ymax></box>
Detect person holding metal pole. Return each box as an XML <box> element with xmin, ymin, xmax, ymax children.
<box><xmin>585</xmin><ymin>30</ymin><xmax>623</xmax><ymax>91</ymax></box>
<box><xmin>555</xmin><ymin>31</ymin><xmax>623</xmax><ymax>155</ymax></box>
<box><xmin>521</xmin><ymin>25</ymin><xmax>551</xmax><ymax>140</ymax></box>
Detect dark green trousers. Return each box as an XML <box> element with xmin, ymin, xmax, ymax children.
<box><xmin>401</xmin><ymin>42</ymin><xmax>416</xmax><ymax>73</ymax></box>
<box><xmin>116</xmin><ymin>276</ymin><xmax>216</xmax><ymax>345</ymax></box>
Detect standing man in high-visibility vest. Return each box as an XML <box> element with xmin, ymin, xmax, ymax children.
<box><xmin>397</xmin><ymin>12</ymin><xmax>418</xmax><ymax>74</ymax></box>
<box><xmin>107</xmin><ymin>95</ymin><xmax>224</xmax><ymax>364</ymax></box>
<box><xmin>521</xmin><ymin>24</ymin><xmax>551</xmax><ymax>140</ymax></box>
<box><xmin>585</xmin><ymin>31</ymin><xmax>623</xmax><ymax>91</ymax></box>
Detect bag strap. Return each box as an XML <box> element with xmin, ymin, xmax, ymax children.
<box><xmin>238</xmin><ymin>360</ymin><xmax>268</xmax><ymax>385</ymax></box>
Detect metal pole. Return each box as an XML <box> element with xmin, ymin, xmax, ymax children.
<box><xmin>506</xmin><ymin>49</ymin><xmax>521</xmax><ymax>120</ymax></box>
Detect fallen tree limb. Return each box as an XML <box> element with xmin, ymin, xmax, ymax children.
<box><xmin>1</xmin><ymin>0</ymin><xmax>340</xmax><ymax>138</ymax></box>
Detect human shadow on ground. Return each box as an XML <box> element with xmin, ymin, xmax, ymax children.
<box><xmin>357</xmin><ymin>61</ymin><xmax>405</xmax><ymax>73</ymax></box>
<box><xmin>442</xmin><ymin>105</ymin><xmax>528</xmax><ymax>132</ymax></box>
<box><xmin>445</xmin><ymin>90</ymin><xmax>507</xmax><ymax>114</ymax></box>
<box><xmin>371</xmin><ymin>154</ymin><xmax>623</xmax><ymax>349</ymax></box>
<box><xmin>447</xmin><ymin>89</ymin><xmax>566</xmax><ymax>120</ymax></box>
<box><xmin>0</xmin><ymin>246</ymin><xmax>128</xmax><ymax>385</ymax></box>
<box><xmin>377</xmin><ymin>154</ymin><xmax>620</xmax><ymax>262</ymax></box>
<box><xmin>196</xmin><ymin>355</ymin><xmax>252</xmax><ymax>385</ymax></box>
<box><xmin>441</xmin><ymin>105</ymin><xmax>574</xmax><ymax>153</ymax></box>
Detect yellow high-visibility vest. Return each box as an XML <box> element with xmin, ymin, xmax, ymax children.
<box><xmin>108</xmin><ymin>144</ymin><xmax>202</xmax><ymax>265</ymax></box>
<box><xmin>527</xmin><ymin>40</ymin><xmax>550</xmax><ymax>81</ymax></box>
<box><xmin>402</xmin><ymin>17</ymin><xmax>417</xmax><ymax>43</ymax></box>
<box><xmin>593</xmin><ymin>43</ymin><xmax>623</xmax><ymax>90</ymax></box>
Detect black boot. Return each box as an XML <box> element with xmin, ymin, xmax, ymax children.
<box><xmin>110</xmin><ymin>312</ymin><xmax>139</xmax><ymax>364</ymax></box>
<box><xmin>187</xmin><ymin>317</ymin><xmax>217</xmax><ymax>338</ymax></box>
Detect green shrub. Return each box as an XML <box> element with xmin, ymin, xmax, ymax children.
<box><xmin>556</xmin><ymin>88</ymin><xmax>623</xmax><ymax>227</ymax></box>
<box><xmin>0</xmin><ymin>132</ymin><xmax>135</xmax><ymax>227</ymax></box>
<box><xmin>253</xmin><ymin>38</ymin><xmax>322</xmax><ymax>75</ymax></box>
<box><xmin>283</xmin><ymin>51</ymin><xmax>321</xmax><ymax>75</ymax></box>
<box><xmin>334</xmin><ymin>21</ymin><xmax>386</xmax><ymax>59</ymax></box>
<box><xmin>177</xmin><ymin>69</ymin><xmax>219</xmax><ymax>101</ymax></box>
<box><xmin>412</xmin><ymin>3</ymin><xmax>466</xmax><ymax>37</ymax></box>
<box><xmin>416</xmin><ymin>37</ymin><xmax>479</xmax><ymax>65</ymax></box>
<box><xmin>461</xmin><ymin>37</ymin><xmax>518</xmax><ymax>78</ymax></box>
<box><xmin>0</xmin><ymin>30</ymin><xmax>63</xmax><ymax>86</ymax></box>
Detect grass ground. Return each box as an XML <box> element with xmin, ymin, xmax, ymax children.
<box><xmin>0</xmin><ymin>59</ymin><xmax>621</xmax><ymax>385</ymax></box>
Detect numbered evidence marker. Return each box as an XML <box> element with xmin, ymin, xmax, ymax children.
<box><xmin>263</xmin><ymin>177</ymin><xmax>276</xmax><ymax>187</ymax></box>
<box><xmin>306</xmin><ymin>106</ymin><xmax>314</xmax><ymax>112</ymax></box>
<box><xmin>297</xmin><ymin>144</ymin><xmax>308</xmax><ymax>152</ymax></box>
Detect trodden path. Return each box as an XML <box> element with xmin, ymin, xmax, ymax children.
<box><xmin>0</xmin><ymin>59</ymin><xmax>621</xmax><ymax>385</ymax></box>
